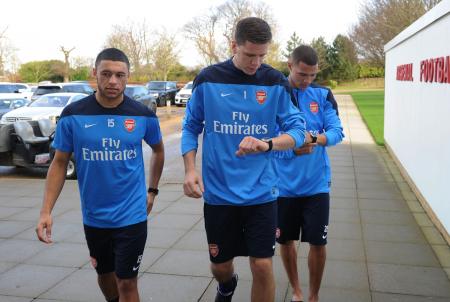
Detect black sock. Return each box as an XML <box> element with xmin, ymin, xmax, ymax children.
<box><xmin>107</xmin><ymin>297</ymin><xmax>119</xmax><ymax>302</ymax></box>
<box><xmin>218</xmin><ymin>275</ymin><xmax>236</xmax><ymax>295</ymax></box>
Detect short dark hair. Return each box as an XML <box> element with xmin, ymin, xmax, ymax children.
<box><xmin>290</xmin><ymin>45</ymin><xmax>318</xmax><ymax>66</ymax></box>
<box><xmin>234</xmin><ymin>17</ymin><xmax>272</xmax><ymax>45</ymax></box>
<box><xmin>95</xmin><ymin>48</ymin><xmax>130</xmax><ymax>70</ymax></box>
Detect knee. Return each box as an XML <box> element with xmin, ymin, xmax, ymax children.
<box><xmin>116</xmin><ymin>277</ymin><xmax>137</xmax><ymax>294</ymax></box>
<box><xmin>249</xmin><ymin>257</ymin><xmax>273</xmax><ymax>277</ymax></box>
<box><xmin>211</xmin><ymin>260</ymin><xmax>234</xmax><ymax>282</ymax></box>
<box><xmin>310</xmin><ymin>245</ymin><xmax>326</xmax><ymax>257</ymax></box>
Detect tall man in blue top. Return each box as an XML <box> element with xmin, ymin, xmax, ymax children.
<box><xmin>182</xmin><ymin>17</ymin><xmax>310</xmax><ymax>302</ymax></box>
<box><xmin>275</xmin><ymin>45</ymin><xmax>344</xmax><ymax>302</ymax></box>
<box><xmin>35</xmin><ymin>48</ymin><xmax>164</xmax><ymax>302</ymax></box>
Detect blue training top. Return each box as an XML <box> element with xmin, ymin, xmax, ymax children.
<box><xmin>181</xmin><ymin>59</ymin><xmax>306</xmax><ymax>206</ymax></box>
<box><xmin>52</xmin><ymin>94</ymin><xmax>162</xmax><ymax>228</ymax></box>
<box><xmin>274</xmin><ymin>83</ymin><xmax>344</xmax><ymax>197</ymax></box>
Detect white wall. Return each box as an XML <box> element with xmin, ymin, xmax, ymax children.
<box><xmin>384</xmin><ymin>1</ymin><xmax>450</xmax><ymax>234</ymax></box>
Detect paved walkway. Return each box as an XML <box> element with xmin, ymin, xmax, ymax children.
<box><xmin>0</xmin><ymin>95</ymin><xmax>449</xmax><ymax>301</ymax></box>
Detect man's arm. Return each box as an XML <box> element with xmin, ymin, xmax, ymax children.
<box><xmin>36</xmin><ymin>150</ymin><xmax>71</xmax><ymax>244</ymax></box>
<box><xmin>183</xmin><ymin>150</ymin><xmax>204</xmax><ymax>198</ymax></box>
<box><xmin>146</xmin><ymin>141</ymin><xmax>164</xmax><ymax>214</ymax></box>
<box><xmin>235</xmin><ymin>133</ymin><xmax>303</xmax><ymax>156</ymax></box>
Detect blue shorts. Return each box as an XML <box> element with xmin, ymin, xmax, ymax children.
<box><xmin>84</xmin><ymin>221</ymin><xmax>147</xmax><ymax>279</ymax></box>
<box><xmin>276</xmin><ymin>193</ymin><xmax>329</xmax><ymax>246</ymax></box>
<box><xmin>204</xmin><ymin>201</ymin><xmax>277</xmax><ymax>263</ymax></box>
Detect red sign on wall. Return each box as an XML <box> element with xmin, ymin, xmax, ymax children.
<box><xmin>396</xmin><ymin>55</ymin><xmax>450</xmax><ymax>84</ymax></box>
<box><xmin>397</xmin><ymin>63</ymin><xmax>413</xmax><ymax>81</ymax></box>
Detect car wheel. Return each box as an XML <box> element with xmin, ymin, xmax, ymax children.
<box><xmin>66</xmin><ymin>156</ymin><xmax>77</xmax><ymax>179</ymax></box>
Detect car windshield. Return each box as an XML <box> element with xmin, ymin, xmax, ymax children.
<box><xmin>0</xmin><ymin>85</ymin><xmax>15</xmax><ymax>93</ymax></box>
<box><xmin>30</xmin><ymin>95</ymin><xmax>70</xmax><ymax>107</ymax></box>
<box><xmin>184</xmin><ymin>83</ymin><xmax>193</xmax><ymax>89</ymax></box>
<box><xmin>147</xmin><ymin>82</ymin><xmax>165</xmax><ymax>90</ymax></box>
<box><xmin>35</xmin><ymin>87</ymin><xmax>61</xmax><ymax>95</ymax></box>
<box><xmin>124</xmin><ymin>87</ymin><xmax>135</xmax><ymax>96</ymax></box>
<box><xmin>62</xmin><ymin>84</ymin><xmax>93</xmax><ymax>94</ymax></box>
<box><xmin>0</xmin><ymin>99</ymin><xmax>13</xmax><ymax>109</ymax></box>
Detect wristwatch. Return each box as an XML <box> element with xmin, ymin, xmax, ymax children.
<box><xmin>261</xmin><ymin>138</ymin><xmax>273</xmax><ymax>152</ymax></box>
<box><xmin>310</xmin><ymin>133</ymin><xmax>318</xmax><ymax>144</ymax></box>
<box><xmin>147</xmin><ymin>188</ymin><xmax>159</xmax><ymax>195</ymax></box>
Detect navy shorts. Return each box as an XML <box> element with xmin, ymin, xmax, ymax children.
<box><xmin>276</xmin><ymin>193</ymin><xmax>329</xmax><ymax>246</ymax></box>
<box><xmin>204</xmin><ymin>201</ymin><xmax>277</xmax><ymax>263</ymax></box>
<box><xmin>84</xmin><ymin>221</ymin><xmax>147</xmax><ymax>279</ymax></box>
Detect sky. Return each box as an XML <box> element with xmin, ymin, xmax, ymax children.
<box><xmin>2</xmin><ymin>0</ymin><xmax>363</xmax><ymax>68</ymax></box>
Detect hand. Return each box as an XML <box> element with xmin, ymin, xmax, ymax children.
<box><xmin>36</xmin><ymin>212</ymin><xmax>53</xmax><ymax>244</ymax></box>
<box><xmin>183</xmin><ymin>169</ymin><xmax>204</xmax><ymax>198</ymax></box>
<box><xmin>147</xmin><ymin>193</ymin><xmax>156</xmax><ymax>215</ymax></box>
<box><xmin>293</xmin><ymin>143</ymin><xmax>316</xmax><ymax>156</ymax></box>
<box><xmin>235</xmin><ymin>136</ymin><xmax>269</xmax><ymax>156</ymax></box>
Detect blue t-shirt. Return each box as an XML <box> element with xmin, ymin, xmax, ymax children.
<box><xmin>274</xmin><ymin>84</ymin><xmax>344</xmax><ymax>197</ymax></box>
<box><xmin>181</xmin><ymin>59</ymin><xmax>306</xmax><ymax>206</ymax></box>
<box><xmin>53</xmin><ymin>94</ymin><xmax>162</xmax><ymax>228</ymax></box>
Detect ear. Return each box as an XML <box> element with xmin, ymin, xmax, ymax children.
<box><xmin>231</xmin><ymin>40</ymin><xmax>238</xmax><ymax>55</ymax></box>
<box><xmin>92</xmin><ymin>67</ymin><xmax>97</xmax><ymax>77</ymax></box>
<box><xmin>287</xmin><ymin>61</ymin><xmax>293</xmax><ymax>72</ymax></box>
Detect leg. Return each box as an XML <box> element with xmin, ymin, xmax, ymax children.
<box><xmin>280</xmin><ymin>241</ymin><xmax>303</xmax><ymax>301</ymax></box>
<box><xmin>249</xmin><ymin>257</ymin><xmax>275</xmax><ymax>302</ymax></box>
<box><xmin>116</xmin><ymin>277</ymin><xmax>139</xmax><ymax>302</ymax></box>
<box><xmin>308</xmin><ymin>245</ymin><xmax>326</xmax><ymax>302</ymax></box>
<box><xmin>98</xmin><ymin>272</ymin><xmax>119</xmax><ymax>301</ymax></box>
<box><xmin>211</xmin><ymin>259</ymin><xmax>234</xmax><ymax>283</ymax></box>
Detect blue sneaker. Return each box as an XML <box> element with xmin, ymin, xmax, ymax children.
<box><xmin>215</xmin><ymin>274</ymin><xmax>238</xmax><ymax>302</ymax></box>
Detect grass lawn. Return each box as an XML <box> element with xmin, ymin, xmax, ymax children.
<box><xmin>348</xmin><ymin>90</ymin><xmax>385</xmax><ymax>146</ymax></box>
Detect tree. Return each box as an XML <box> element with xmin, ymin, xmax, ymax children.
<box><xmin>0</xmin><ymin>27</ymin><xmax>16</xmax><ymax>78</ymax></box>
<box><xmin>104</xmin><ymin>20</ymin><xmax>153</xmax><ymax>74</ymax></box>
<box><xmin>350</xmin><ymin>0</ymin><xmax>440</xmax><ymax>67</ymax></box>
<box><xmin>60</xmin><ymin>46</ymin><xmax>75</xmax><ymax>82</ymax></box>
<box><xmin>329</xmin><ymin>34</ymin><xmax>359</xmax><ymax>81</ymax></box>
<box><xmin>283</xmin><ymin>32</ymin><xmax>303</xmax><ymax>60</ymax></box>
<box><xmin>183</xmin><ymin>10</ymin><xmax>223</xmax><ymax>65</ymax></box>
<box><xmin>310</xmin><ymin>37</ymin><xmax>332</xmax><ymax>81</ymax></box>
<box><xmin>18</xmin><ymin>60</ymin><xmax>65</xmax><ymax>83</ymax></box>
<box><xmin>150</xmin><ymin>30</ymin><xmax>180</xmax><ymax>81</ymax></box>
<box><xmin>184</xmin><ymin>0</ymin><xmax>279</xmax><ymax>66</ymax></box>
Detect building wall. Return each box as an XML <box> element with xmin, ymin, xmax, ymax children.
<box><xmin>384</xmin><ymin>1</ymin><xmax>450</xmax><ymax>236</ymax></box>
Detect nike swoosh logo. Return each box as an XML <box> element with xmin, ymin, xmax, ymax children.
<box><xmin>322</xmin><ymin>235</ymin><xmax>327</xmax><ymax>239</ymax></box>
<box><xmin>84</xmin><ymin>124</ymin><xmax>96</xmax><ymax>128</ymax></box>
<box><xmin>132</xmin><ymin>265</ymin><xmax>140</xmax><ymax>271</ymax></box>
<box><xmin>220</xmin><ymin>93</ymin><xmax>232</xmax><ymax>97</ymax></box>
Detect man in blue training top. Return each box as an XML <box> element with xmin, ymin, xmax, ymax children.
<box><xmin>182</xmin><ymin>17</ymin><xmax>310</xmax><ymax>302</ymax></box>
<box><xmin>36</xmin><ymin>48</ymin><xmax>164</xmax><ymax>302</ymax></box>
<box><xmin>274</xmin><ymin>45</ymin><xmax>344</xmax><ymax>302</ymax></box>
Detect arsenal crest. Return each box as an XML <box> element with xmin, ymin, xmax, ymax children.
<box><xmin>256</xmin><ymin>90</ymin><xmax>267</xmax><ymax>105</ymax></box>
<box><xmin>124</xmin><ymin>119</ymin><xmax>136</xmax><ymax>132</ymax></box>
<box><xmin>275</xmin><ymin>228</ymin><xmax>281</xmax><ymax>239</ymax></box>
<box><xmin>209</xmin><ymin>244</ymin><xmax>219</xmax><ymax>257</ymax></box>
<box><xmin>310</xmin><ymin>101</ymin><xmax>319</xmax><ymax>113</ymax></box>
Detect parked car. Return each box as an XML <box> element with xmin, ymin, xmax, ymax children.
<box><xmin>0</xmin><ymin>95</ymin><xmax>30</xmax><ymax>118</ymax></box>
<box><xmin>146</xmin><ymin>81</ymin><xmax>178</xmax><ymax>106</ymax></box>
<box><xmin>125</xmin><ymin>85</ymin><xmax>157</xmax><ymax>113</ymax></box>
<box><xmin>175</xmin><ymin>81</ymin><xmax>193</xmax><ymax>107</ymax></box>
<box><xmin>31</xmin><ymin>82</ymin><xmax>94</xmax><ymax>101</ymax></box>
<box><xmin>0</xmin><ymin>82</ymin><xmax>31</xmax><ymax>99</ymax></box>
<box><xmin>0</xmin><ymin>92</ymin><xmax>88</xmax><ymax>125</ymax></box>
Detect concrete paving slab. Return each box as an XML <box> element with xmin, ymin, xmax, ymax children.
<box><xmin>148</xmin><ymin>213</ymin><xmax>202</xmax><ymax>230</ymax></box>
<box><xmin>2</xmin><ymin>197</ymin><xmax>41</xmax><ymax>208</ymax></box>
<box><xmin>407</xmin><ymin>200</ymin><xmax>426</xmax><ymax>213</ymax></box>
<box><xmin>362</xmin><ymin>224</ymin><xmax>427</xmax><ymax>244</ymax></box>
<box><xmin>173</xmin><ymin>229</ymin><xmax>208</xmax><ymax>251</ymax></box>
<box><xmin>368</xmin><ymin>263</ymin><xmax>450</xmax><ymax>297</ymax></box>
<box><xmin>413</xmin><ymin>212</ymin><xmax>435</xmax><ymax>227</ymax></box>
<box><xmin>0</xmin><ymin>296</ymin><xmax>32</xmax><ymax>302</ymax></box>
<box><xmin>360</xmin><ymin>209</ymin><xmax>416</xmax><ymax>225</ymax></box>
<box><xmin>422</xmin><ymin>227</ymin><xmax>447</xmax><ymax>245</ymax></box>
<box><xmin>365</xmin><ymin>240</ymin><xmax>440</xmax><ymax>267</ymax></box>
<box><xmin>329</xmin><ymin>222</ymin><xmax>362</xmax><ymax>240</ymax></box>
<box><xmin>0</xmin><ymin>239</ymin><xmax>46</xmax><ymax>262</ymax></box>
<box><xmin>145</xmin><ymin>227</ymin><xmax>186</xmax><ymax>248</ymax></box>
<box><xmin>0</xmin><ymin>207</ymin><xmax>28</xmax><ymax>219</ymax></box>
<box><xmin>372</xmin><ymin>292</ymin><xmax>450</xmax><ymax>302</ymax></box>
<box><xmin>0</xmin><ymin>264</ymin><xmax>76</xmax><ymax>297</ymax></box>
<box><xmin>148</xmin><ymin>249</ymin><xmax>211</xmax><ymax>277</ymax></box>
<box><xmin>139</xmin><ymin>273</ymin><xmax>212</xmax><ymax>302</ymax></box>
<box><xmin>0</xmin><ymin>262</ymin><xmax>17</xmax><ymax>274</ymax></box>
<box><xmin>317</xmin><ymin>259</ymin><xmax>370</xmax><ymax>291</ymax></box>
<box><xmin>163</xmin><ymin>199</ymin><xmax>203</xmax><ymax>215</ymax></box>
<box><xmin>25</xmin><ymin>242</ymin><xmax>89</xmax><ymax>268</ymax></box>
<box><xmin>358</xmin><ymin>188</ymin><xmax>404</xmax><ymax>200</ymax></box>
<box><xmin>38</xmin><ymin>268</ymin><xmax>105</xmax><ymax>301</ymax></box>
<box><xmin>155</xmin><ymin>190</ymin><xmax>184</xmax><ymax>202</ymax></box>
<box><xmin>330</xmin><ymin>208</ymin><xmax>361</xmax><ymax>223</ymax></box>
<box><xmin>139</xmin><ymin>247</ymin><xmax>167</xmax><ymax>272</ymax></box>
<box><xmin>293</xmin><ymin>287</ymin><xmax>372</xmax><ymax>302</ymax></box>
<box><xmin>330</xmin><ymin>187</ymin><xmax>357</xmax><ymax>199</ymax></box>
<box><xmin>330</xmin><ymin>197</ymin><xmax>358</xmax><ymax>209</ymax></box>
<box><xmin>0</xmin><ymin>221</ymin><xmax>34</xmax><ymax>238</ymax></box>
<box><xmin>358</xmin><ymin>198</ymin><xmax>410</xmax><ymax>212</ymax></box>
